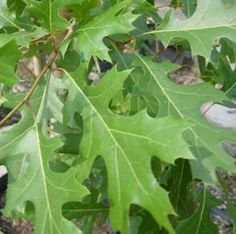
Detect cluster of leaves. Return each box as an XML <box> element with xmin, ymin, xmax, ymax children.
<box><xmin>0</xmin><ymin>0</ymin><xmax>236</xmax><ymax>233</ymax></box>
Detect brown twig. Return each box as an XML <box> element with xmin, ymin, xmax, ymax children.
<box><xmin>0</xmin><ymin>21</ymin><xmax>75</xmax><ymax>128</ymax></box>
<box><xmin>20</xmin><ymin>61</ymin><xmax>37</xmax><ymax>79</ymax></box>
<box><xmin>202</xmin><ymin>102</ymin><xmax>215</xmax><ymax>116</ymax></box>
<box><xmin>0</xmin><ymin>51</ymin><xmax>57</xmax><ymax>127</ymax></box>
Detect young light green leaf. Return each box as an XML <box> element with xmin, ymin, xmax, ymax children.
<box><xmin>0</xmin><ymin>76</ymin><xmax>88</xmax><ymax>234</ymax></box>
<box><xmin>62</xmin><ymin>67</ymin><xmax>194</xmax><ymax>233</ymax></box>
<box><xmin>151</xmin><ymin>0</ymin><xmax>236</xmax><ymax>58</ymax></box>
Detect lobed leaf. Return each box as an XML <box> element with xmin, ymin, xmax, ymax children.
<box><xmin>0</xmin><ymin>77</ymin><xmax>88</xmax><ymax>234</ymax></box>
<box><xmin>152</xmin><ymin>0</ymin><xmax>236</xmax><ymax>58</ymax></box>
<box><xmin>62</xmin><ymin>67</ymin><xmax>194</xmax><ymax>233</ymax></box>
<box><xmin>73</xmin><ymin>0</ymin><xmax>138</xmax><ymax>61</ymax></box>
<box><xmin>23</xmin><ymin>0</ymin><xmax>83</xmax><ymax>32</ymax></box>
<box><xmin>176</xmin><ymin>187</ymin><xmax>219</xmax><ymax>234</ymax></box>
<box><xmin>133</xmin><ymin>55</ymin><xmax>236</xmax><ymax>183</ymax></box>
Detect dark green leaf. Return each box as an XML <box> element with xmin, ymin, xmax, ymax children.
<box><xmin>0</xmin><ymin>40</ymin><xmax>21</xmax><ymax>86</ymax></box>
<box><xmin>176</xmin><ymin>188</ymin><xmax>219</xmax><ymax>234</ymax></box>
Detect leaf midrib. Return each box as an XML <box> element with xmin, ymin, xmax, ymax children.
<box><xmin>64</xmin><ymin>70</ymin><xmax>149</xmax><ymax>196</ymax></box>
<box><xmin>137</xmin><ymin>55</ymin><xmax>184</xmax><ymax>118</ymax></box>
<box><xmin>148</xmin><ymin>22</ymin><xmax>236</xmax><ymax>35</ymax></box>
<box><xmin>136</xmin><ymin>56</ymin><xmax>232</xmax><ymax>162</ymax></box>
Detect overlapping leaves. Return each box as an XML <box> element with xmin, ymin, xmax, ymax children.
<box><xmin>133</xmin><ymin>55</ymin><xmax>236</xmax><ymax>183</ymax></box>
<box><xmin>0</xmin><ymin>77</ymin><xmax>88</xmax><ymax>234</ymax></box>
<box><xmin>0</xmin><ymin>0</ymin><xmax>20</xmax><ymax>29</ymax></box>
<box><xmin>23</xmin><ymin>0</ymin><xmax>83</xmax><ymax>32</ymax></box>
<box><xmin>62</xmin><ymin>67</ymin><xmax>194</xmax><ymax>233</ymax></box>
<box><xmin>0</xmin><ymin>0</ymin><xmax>236</xmax><ymax>233</ymax></box>
<box><xmin>152</xmin><ymin>0</ymin><xmax>236</xmax><ymax>57</ymax></box>
<box><xmin>176</xmin><ymin>188</ymin><xmax>219</xmax><ymax>234</ymax></box>
<box><xmin>73</xmin><ymin>0</ymin><xmax>138</xmax><ymax>61</ymax></box>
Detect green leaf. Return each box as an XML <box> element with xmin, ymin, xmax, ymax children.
<box><xmin>1</xmin><ymin>1</ymin><xmax>236</xmax><ymax>232</ymax></box>
<box><xmin>73</xmin><ymin>0</ymin><xmax>138</xmax><ymax>61</ymax></box>
<box><xmin>23</xmin><ymin>0</ymin><xmax>81</xmax><ymax>32</ymax></box>
<box><xmin>167</xmin><ymin>159</ymin><xmax>194</xmax><ymax>219</ymax></box>
<box><xmin>180</xmin><ymin>0</ymin><xmax>197</xmax><ymax>17</ymax></box>
<box><xmin>0</xmin><ymin>95</ymin><xmax>7</xmax><ymax>105</ymax></box>
<box><xmin>7</xmin><ymin>0</ymin><xmax>26</xmax><ymax>16</ymax></box>
<box><xmin>0</xmin><ymin>76</ymin><xmax>88</xmax><ymax>234</ymax></box>
<box><xmin>223</xmin><ymin>0</ymin><xmax>236</xmax><ymax>6</ymax></box>
<box><xmin>221</xmin><ymin>38</ymin><xmax>236</xmax><ymax>63</ymax></box>
<box><xmin>134</xmin><ymin>55</ymin><xmax>236</xmax><ymax>183</ymax></box>
<box><xmin>62</xmin><ymin>66</ymin><xmax>194</xmax><ymax>233</ymax></box>
<box><xmin>63</xmin><ymin>157</ymin><xmax>109</xmax><ymax>232</ymax></box>
<box><xmin>0</xmin><ymin>0</ymin><xmax>20</xmax><ymax>29</ymax></box>
<box><xmin>0</xmin><ymin>27</ymin><xmax>47</xmax><ymax>48</ymax></box>
<box><xmin>0</xmin><ymin>40</ymin><xmax>21</xmax><ymax>86</ymax></box>
<box><xmin>63</xmin><ymin>202</ymin><xmax>109</xmax><ymax>226</ymax></box>
<box><xmin>151</xmin><ymin>0</ymin><xmax>236</xmax><ymax>58</ymax></box>
<box><xmin>227</xmin><ymin>201</ymin><xmax>236</xmax><ymax>234</ymax></box>
<box><xmin>68</xmin><ymin>0</ymin><xmax>101</xmax><ymax>24</ymax></box>
<box><xmin>176</xmin><ymin>187</ymin><xmax>219</xmax><ymax>234</ymax></box>
<box><xmin>213</xmin><ymin>40</ymin><xmax>236</xmax><ymax>99</ymax></box>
